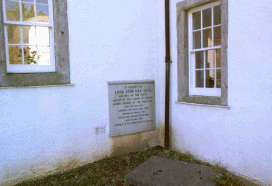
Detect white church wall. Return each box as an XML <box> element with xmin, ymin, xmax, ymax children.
<box><xmin>170</xmin><ymin>0</ymin><xmax>272</xmax><ymax>184</ymax></box>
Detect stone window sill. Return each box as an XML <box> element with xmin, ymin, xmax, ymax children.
<box><xmin>0</xmin><ymin>84</ymin><xmax>75</xmax><ymax>89</ymax></box>
<box><xmin>176</xmin><ymin>101</ymin><xmax>230</xmax><ymax>109</ymax></box>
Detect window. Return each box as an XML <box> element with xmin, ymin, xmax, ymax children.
<box><xmin>189</xmin><ymin>2</ymin><xmax>221</xmax><ymax>96</ymax></box>
<box><xmin>177</xmin><ymin>0</ymin><xmax>228</xmax><ymax>105</ymax></box>
<box><xmin>0</xmin><ymin>0</ymin><xmax>70</xmax><ymax>86</ymax></box>
<box><xmin>4</xmin><ymin>0</ymin><xmax>54</xmax><ymax>73</ymax></box>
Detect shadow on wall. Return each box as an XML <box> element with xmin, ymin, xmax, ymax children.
<box><xmin>1</xmin><ymin>125</ymin><xmax>163</xmax><ymax>186</ymax></box>
<box><xmin>110</xmin><ymin>125</ymin><xmax>164</xmax><ymax>156</ymax></box>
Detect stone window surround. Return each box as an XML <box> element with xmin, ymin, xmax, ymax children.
<box><xmin>177</xmin><ymin>0</ymin><xmax>228</xmax><ymax>106</ymax></box>
<box><xmin>0</xmin><ymin>0</ymin><xmax>70</xmax><ymax>87</ymax></box>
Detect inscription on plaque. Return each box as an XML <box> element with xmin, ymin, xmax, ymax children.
<box><xmin>108</xmin><ymin>80</ymin><xmax>156</xmax><ymax>137</ymax></box>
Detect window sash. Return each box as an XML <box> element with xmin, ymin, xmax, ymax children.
<box><xmin>3</xmin><ymin>0</ymin><xmax>55</xmax><ymax>73</ymax></box>
<box><xmin>189</xmin><ymin>51</ymin><xmax>221</xmax><ymax>96</ymax></box>
<box><xmin>4</xmin><ymin>26</ymin><xmax>55</xmax><ymax>73</ymax></box>
<box><xmin>3</xmin><ymin>0</ymin><xmax>53</xmax><ymax>26</ymax></box>
<box><xmin>188</xmin><ymin>1</ymin><xmax>221</xmax><ymax>96</ymax></box>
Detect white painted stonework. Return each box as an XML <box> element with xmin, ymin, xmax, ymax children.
<box><xmin>0</xmin><ymin>0</ymin><xmax>272</xmax><ymax>185</ymax></box>
<box><xmin>170</xmin><ymin>0</ymin><xmax>272</xmax><ymax>185</ymax></box>
<box><xmin>0</xmin><ymin>0</ymin><xmax>164</xmax><ymax>185</ymax></box>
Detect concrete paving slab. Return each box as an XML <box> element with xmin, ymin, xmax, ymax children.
<box><xmin>125</xmin><ymin>156</ymin><xmax>219</xmax><ymax>186</ymax></box>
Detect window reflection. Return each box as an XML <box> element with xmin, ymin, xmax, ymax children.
<box><xmin>36</xmin><ymin>27</ymin><xmax>50</xmax><ymax>46</ymax></box>
<box><xmin>190</xmin><ymin>3</ymin><xmax>222</xmax><ymax>92</ymax></box>
<box><xmin>214</xmin><ymin>5</ymin><xmax>221</xmax><ymax>25</ymax></box>
<box><xmin>216</xmin><ymin>49</ymin><xmax>221</xmax><ymax>67</ymax></box>
<box><xmin>205</xmin><ymin>50</ymin><xmax>215</xmax><ymax>68</ymax></box>
<box><xmin>196</xmin><ymin>70</ymin><xmax>204</xmax><ymax>87</ymax></box>
<box><xmin>37</xmin><ymin>0</ymin><xmax>48</xmax><ymax>4</ymax></box>
<box><xmin>37</xmin><ymin>5</ymin><xmax>49</xmax><ymax>23</ymax></box>
<box><xmin>22</xmin><ymin>0</ymin><xmax>34</xmax><ymax>2</ymax></box>
<box><xmin>7</xmin><ymin>25</ymin><xmax>21</xmax><ymax>44</ymax></box>
<box><xmin>193</xmin><ymin>11</ymin><xmax>201</xmax><ymax>30</ymax></box>
<box><xmin>23</xmin><ymin>26</ymin><xmax>33</xmax><ymax>44</ymax></box>
<box><xmin>193</xmin><ymin>31</ymin><xmax>201</xmax><ymax>49</ymax></box>
<box><xmin>9</xmin><ymin>46</ymin><xmax>22</xmax><ymax>64</ymax></box>
<box><xmin>214</xmin><ymin>26</ymin><xmax>221</xmax><ymax>46</ymax></box>
<box><xmin>203</xmin><ymin>8</ymin><xmax>211</xmax><ymax>28</ymax></box>
<box><xmin>6</xmin><ymin>1</ymin><xmax>20</xmax><ymax>21</ymax></box>
<box><xmin>203</xmin><ymin>29</ymin><xmax>212</xmax><ymax>48</ymax></box>
<box><xmin>7</xmin><ymin>25</ymin><xmax>50</xmax><ymax>65</ymax></box>
<box><xmin>22</xmin><ymin>3</ymin><xmax>35</xmax><ymax>22</ymax></box>
<box><xmin>26</xmin><ymin>27</ymin><xmax>50</xmax><ymax>65</ymax></box>
<box><xmin>216</xmin><ymin>70</ymin><xmax>221</xmax><ymax>88</ymax></box>
<box><xmin>206</xmin><ymin>69</ymin><xmax>215</xmax><ymax>88</ymax></box>
<box><xmin>37</xmin><ymin>47</ymin><xmax>50</xmax><ymax>65</ymax></box>
<box><xmin>24</xmin><ymin>46</ymin><xmax>37</xmax><ymax>64</ymax></box>
<box><xmin>195</xmin><ymin>51</ymin><xmax>203</xmax><ymax>69</ymax></box>
<box><xmin>6</xmin><ymin>0</ymin><xmax>50</xmax><ymax>23</ymax></box>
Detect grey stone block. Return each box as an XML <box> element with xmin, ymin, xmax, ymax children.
<box><xmin>125</xmin><ymin>156</ymin><xmax>218</xmax><ymax>186</ymax></box>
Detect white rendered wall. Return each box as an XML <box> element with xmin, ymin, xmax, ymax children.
<box><xmin>170</xmin><ymin>0</ymin><xmax>272</xmax><ymax>185</ymax></box>
<box><xmin>0</xmin><ymin>0</ymin><xmax>165</xmax><ymax>185</ymax></box>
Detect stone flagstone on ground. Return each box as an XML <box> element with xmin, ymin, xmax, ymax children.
<box><xmin>125</xmin><ymin>156</ymin><xmax>219</xmax><ymax>186</ymax></box>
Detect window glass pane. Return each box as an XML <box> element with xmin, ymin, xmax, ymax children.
<box><xmin>36</xmin><ymin>0</ymin><xmax>48</xmax><ymax>4</ymax></box>
<box><xmin>214</xmin><ymin>26</ymin><xmax>221</xmax><ymax>46</ymax></box>
<box><xmin>205</xmin><ymin>50</ymin><xmax>215</xmax><ymax>68</ymax></box>
<box><xmin>196</xmin><ymin>70</ymin><xmax>204</xmax><ymax>87</ymax></box>
<box><xmin>193</xmin><ymin>31</ymin><xmax>201</xmax><ymax>49</ymax></box>
<box><xmin>202</xmin><ymin>8</ymin><xmax>211</xmax><ymax>28</ymax></box>
<box><xmin>203</xmin><ymin>28</ymin><xmax>212</xmax><ymax>48</ymax></box>
<box><xmin>6</xmin><ymin>0</ymin><xmax>20</xmax><ymax>21</ymax></box>
<box><xmin>22</xmin><ymin>0</ymin><xmax>34</xmax><ymax>2</ymax></box>
<box><xmin>9</xmin><ymin>46</ymin><xmax>22</xmax><ymax>64</ymax></box>
<box><xmin>206</xmin><ymin>69</ymin><xmax>215</xmax><ymax>88</ymax></box>
<box><xmin>37</xmin><ymin>47</ymin><xmax>50</xmax><ymax>65</ymax></box>
<box><xmin>214</xmin><ymin>5</ymin><xmax>221</xmax><ymax>25</ymax></box>
<box><xmin>36</xmin><ymin>5</ymin><xmax>49</xmax><ymax>23</ymax></box>
<box><xmin>7</xmin><ymin>25</ymin><xmax>21</xmax><ymax>44</ymax></box>
<box><xmin>23</xmin><ymin>46</ymin><xmax>37</xmax><ymax>65</ymax></box>
<box><xmin>216</xmin><ymin>49</ymin><xmax>221</xmax><ymax>68</ymax></box>
<box><xmin>216</xmin><ymin>69</ymin><xmax>221</xmax><ymax>88</ymax></box>
<box><xmin>22</xmin><ymin>3</ymin><xmax>35</xmax><ymax>22</ymax></box>
<box><xmin>22</xmin><ymin>26</ymin><xmax>34</xmax><ymax>44</ymax></box>
<box><xmin>36</xmin><ymin>27</ymin><xmax>50</xmax><ymax>46</ymax></box>
<box><xmin>195</xmin><ymin>51</ymin><xmax>203</xmax><ymax>69</ymax></box>
<box><xmin>193</xmin><ymin>11</ymin><xmax>201</xmax><ymax>30</ymax></box>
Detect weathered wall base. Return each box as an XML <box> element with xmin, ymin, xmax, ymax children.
<box><xmin>2</xmin><ymin>127</ymin><xmax>163</xmax><ymax>186</ymax></box>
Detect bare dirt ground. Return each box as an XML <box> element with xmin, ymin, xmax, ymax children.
<box><xmin>15</xmin><ymin>146</ymin><xmax>259</xmax><ymax>186</ymax></box>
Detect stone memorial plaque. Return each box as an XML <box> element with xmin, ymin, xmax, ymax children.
<box><xmin>108</xmin><ymin>80</ymin><xmax>156</xmax><ymax>137</ymax></box>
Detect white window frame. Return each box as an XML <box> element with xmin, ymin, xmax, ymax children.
<box><xmin>3</xmin><ymin>0</ymin><xmax>55</xmax><ymax>73</ymax></box>
<box><xmin>188</xmin><ymin>1</ymin><xmax>221</xmax><ymax>96</ymax></box>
